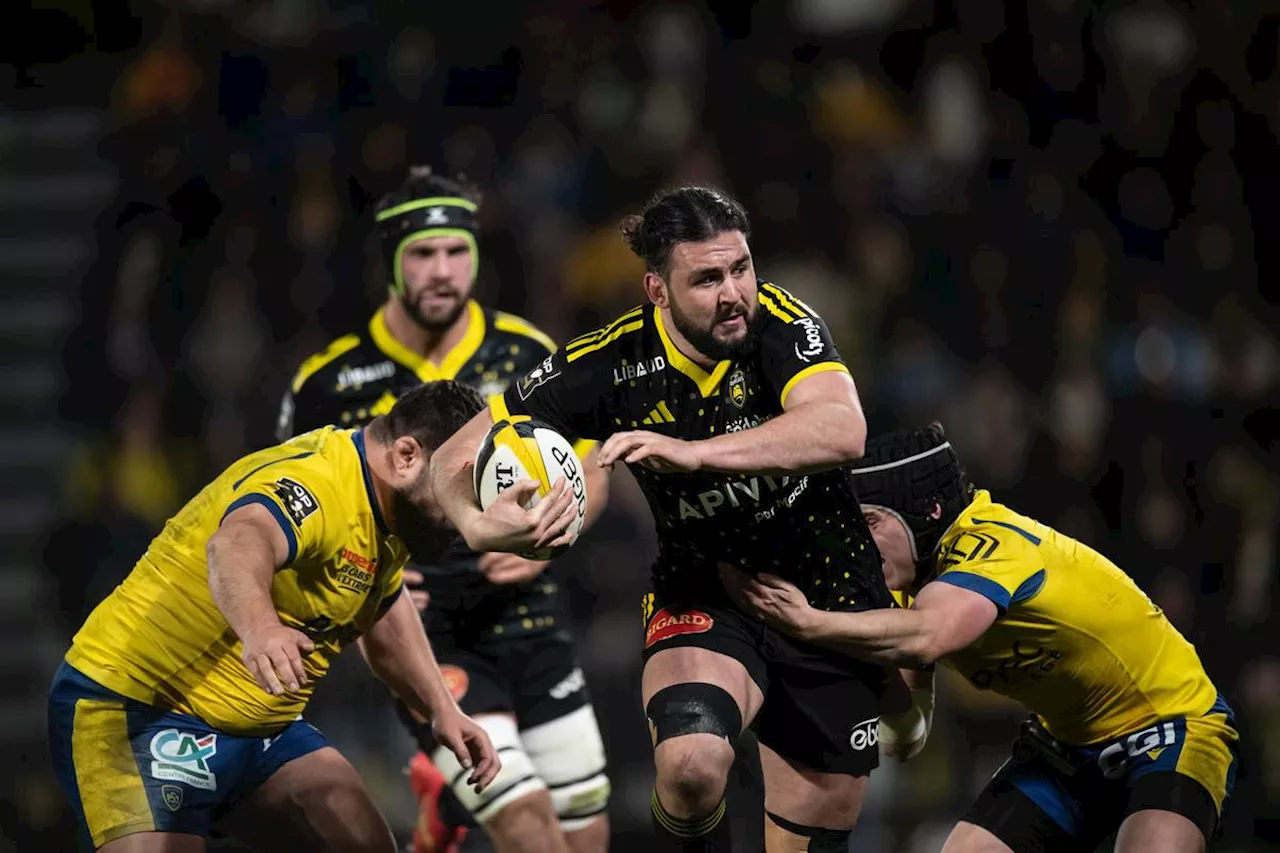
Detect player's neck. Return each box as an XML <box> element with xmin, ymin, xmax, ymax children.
<box><xmin>659</xmin><ymin>305</ymin><xmax>721</xmax><ymax>371</ymax></box>
<box><xmin>382</xmin><ymin>298</ymin><xmax>472</xmax><ymax>364</ymax></box>
<box><xmin>359</xmin><ymin>427</ymin><xmax>398</xmax><ymax>531</ymax></box>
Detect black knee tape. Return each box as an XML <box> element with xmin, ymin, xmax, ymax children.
<box><xmin>767</xmin><ymin>811</ymin><xmax>851</xmax><ymax>852</ymax></box>
<box><xmin>646</xmin><ymin>683</ymin><xmax>742</xmax><ymax>745</ymax></box>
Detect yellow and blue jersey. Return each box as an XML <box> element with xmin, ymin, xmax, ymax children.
<box><xmin>934</xmin><ymin>490</ymin><xmax>1219</xmax><ymax>747</ymax></box>
<box><xmin>63</xmin><ymin>425</ymin><xmax>407</xmax><ymax>736</ymax></box>
<box><xmin>931</xmin><ymin>490</ymin><xmax>1238</xmax><ymax>829</ymax></box>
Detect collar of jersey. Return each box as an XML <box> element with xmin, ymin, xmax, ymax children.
<box><xmin>653</xmin><ymin>305</ymin><xmax>732</xmax><ymax>398</ymax></box>
<box><xmin>349</xmin><ymin>428</ymin><xmax>390</xmax><ymax>537</ymax></box>
<box><xmin>369</xmin><ymin>300</ymin><xmax>486</xmax><ymax>382</ymax></box>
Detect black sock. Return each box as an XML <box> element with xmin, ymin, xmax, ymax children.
<box><xmin>651</xmin><ymin>790</ymin><xmax>732</xmax><ymax>851</ymax></box>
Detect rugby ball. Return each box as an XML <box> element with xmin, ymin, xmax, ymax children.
<box><xmin>472</xmin><ymin>418</ymin><xmax>587</xmax><ymax>560</ymax></box>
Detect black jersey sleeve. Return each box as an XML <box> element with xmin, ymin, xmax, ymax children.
<box><xmin>756</xmin><ymin>282</ymin><xmax>850</xmax><ymax>407</ymax></box>
<box><xmin>497</xmin><ymin>346</ymin><xmax>614</xmax><ymax>440</ymax></box>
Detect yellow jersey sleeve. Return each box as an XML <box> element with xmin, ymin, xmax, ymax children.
<box><xmin>934</xmin><ymin>515</ymin><xmax>1046</xmax><ymax>612</ymax></box>
<box><xmin>221</xmin><ymin>456</ymin><xmax>342</xmax><ymax>568</ymax></box>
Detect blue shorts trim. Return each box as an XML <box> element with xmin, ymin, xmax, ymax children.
<box><xmin>48</xmin><ymin>661</ymin><xmax>330</xmax><ymax>850</ymax></box>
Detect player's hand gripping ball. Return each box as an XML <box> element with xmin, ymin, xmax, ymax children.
<box><xmin>473</xmin><ymin>418</ymin><xmax>587</xmax><ymax>560</ymax></box>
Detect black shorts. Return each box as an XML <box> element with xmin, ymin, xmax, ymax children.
<box><xmin>395</xmin><ymin>629</ymin><xmax>591</xmax><ymax>754</ymax></box>
<box><xmin>965</xmin><ymin>704</ymin><xmax>1239</xmax><ymax>852</ymax></box>
<box><xmin>641</xmin><ymin>593</ymin><xmax>891</xmax><ymax>777</ymax></box>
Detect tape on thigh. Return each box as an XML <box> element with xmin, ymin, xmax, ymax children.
<box><xmin>431</xmin><ymin>714</ymin><xmax>545</xmax><ymax>825</ymax></box>
<box><xmin>521</xmin><ymin>704</ymin><xmax>610</xmax><ymax>830</ymax></box>
<box><xmin>646</xmin><ymin>682</ymin><xmax>742</xmax><ymax>745</ymax></box>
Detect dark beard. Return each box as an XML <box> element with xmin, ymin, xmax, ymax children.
<box><xmin>401</xmin><ymin>291</ymin><xmax>467</xmax><ymax>333</ymax></box>
<box><xmin>670</xmin><ymin>299</ymin><xmax>763</xmax><ymax>362</ymax></box>
<box><xmin>391</xmin><ymin>490</ymin><xmax>462</xmax><ymax>564</ymax></box>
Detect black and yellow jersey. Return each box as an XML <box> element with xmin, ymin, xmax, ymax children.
<box><xmin>933</xmin><ymin>490</ymin><xmax>1221</xmax><ymax>745</ymax></box>
<box><xmin>499</xmin><ymin>281</ymin><xmax>893</xmax><ymax>612</ymax></box>
<box><xmin>279</xmin><ymin>301</ymin><xmax>569</xmax><ymax>639</ymax></box>
<box><xmin>66</xmin><ymin>426</ymin><xmax>407</xmax><ymax>735</ymax></box>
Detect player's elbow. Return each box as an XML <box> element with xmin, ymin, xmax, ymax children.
<box><xmin>829</xmin><ymin>403</ymin><xmax>867</xmax><ymax>462</ymax></box>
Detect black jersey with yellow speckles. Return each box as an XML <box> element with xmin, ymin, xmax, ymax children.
<box><xmin>500</xmin><ymin>282</ymin><xmax>893</xmax><ymax>613</ymax></box>
<box><xmin>279</xmin><ymin>301</ymin><xmax>568</xmax><ymax>638</ymax></box>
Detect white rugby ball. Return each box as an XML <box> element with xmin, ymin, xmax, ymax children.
<box><xmin>472</xmin><ymin>417</ymin><xmax>587</xmax><ymax>560</ymax></box>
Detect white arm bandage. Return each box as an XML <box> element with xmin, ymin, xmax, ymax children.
<box><xmin>878</xmin><ymin>688</ymin><xmax>935</xmax><ymax>760</ymax></box>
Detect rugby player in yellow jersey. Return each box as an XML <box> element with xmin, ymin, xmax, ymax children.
<box><xmin>723</xmin><ymin>423</ymin><xmax>1239</xmax><ymax>853</ymax></box>
<box><xmin>48</xmin><ymin>381</ymin><xmax>582</xmax><ymax>853</ymax></box>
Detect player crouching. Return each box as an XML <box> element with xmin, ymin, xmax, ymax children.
<box><xmin>723</xmin><ymin>422</ymin><xmax>1238</xmax><ymax>853</ymax></box>
<box><xmin>48</xmin><ymin>381</ymin><xmax>581</xmax><ymax>853</ymax></box>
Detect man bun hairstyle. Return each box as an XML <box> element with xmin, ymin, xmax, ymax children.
<box><xmin>620</xmin><ymin>186</ymin><xmax>751</xmax><ymax>279</ymax></box>
<box><xmin>373</xmin><ymin>380</ymin><xmax>484</xmax><ymax>453</ymax></box>
<box><xmin>850</xmin><ymin>422</ymin><xmax>976</xmax><ymax>581</ymax></box>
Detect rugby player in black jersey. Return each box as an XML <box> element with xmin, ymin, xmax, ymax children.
<box><xmin>427</xmin><ymin>186</ymin><xmax>900</xmax><ymax>852</ymax></box>
<box><xmin>280</xmin><ymin>168</ymin><xmax>612</xmax><ymax>853</ymax></box>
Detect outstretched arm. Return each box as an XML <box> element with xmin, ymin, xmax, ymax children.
<box><xmin>597</xmin><ymin>370</ymin><xmax>866</xmax><ymax>476</ymax></box>
<box><xmin>358</xmin><ymin>592</ymin><xmax>499</xmax><ymax>791</ymax></box>
<box><xmin>721</xmin><ymin>566</ymin><xmax>998</xmax><ymax>668</ymax></box>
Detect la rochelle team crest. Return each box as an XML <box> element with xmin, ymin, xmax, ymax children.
<box><xmin>150</xmin><ymin>729</ymin><xmax>219</xmax><ymax>792</ymax></box>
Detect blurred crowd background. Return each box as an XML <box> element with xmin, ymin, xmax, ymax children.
<box><xmin>3</xmin><ymin>0</ymin><xmax>1277</xmax><ymax>851</ymax></box>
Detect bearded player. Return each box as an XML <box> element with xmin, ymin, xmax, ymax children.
<box><xmin>725</xmin><ymin>423</ymin><xmax>1239</xmax><ymax>853</ymax></box>
<box><xmin>427</xmin><ymin>186</ymin><xmax>903</xmax><ymax>852</ymax></box>
<box><xmin>280</xmin><ymin>168</ymin><xmax>612</xmax><ymax>853</ymax></box>
<box><xmin>48</xmin><ymin>381</ymin><xmax>581</xmax><ymax>852</ymax></box>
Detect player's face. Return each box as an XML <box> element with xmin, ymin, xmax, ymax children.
<box><xmin>660</xmin><ymin>230</ymin><xmax>761</xmax><ymax>361</ymax></box>
<box><xmin>861</xmin><ymin>506</ymin><xmax>916</xmax><ymax>590</ymax></box>
<box><xmin>389</xmin><ymin>439</ymin><xmax>462</xmax><ymax>562</ymax></box>
<box><xmin>398</xmin><ymin>235</ymin><xmax>475</xmax><ymax>332</ymax></box>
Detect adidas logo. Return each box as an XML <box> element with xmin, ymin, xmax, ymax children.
<box><xmin>642</xmin><ymin>401</ymin><xmax>676</xmax><ymax>425</ymax></box>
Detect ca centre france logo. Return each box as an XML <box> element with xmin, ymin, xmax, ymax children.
<box><xmin>150</xmin><ymin>729</ymin><xmax>219</xmax><ymax>791</ymax></box>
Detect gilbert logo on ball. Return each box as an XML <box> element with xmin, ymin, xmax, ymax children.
<box><xmin>473</xmin><ymin>417</ymin><xmax>587</xmax><ymax>560</ymax></box>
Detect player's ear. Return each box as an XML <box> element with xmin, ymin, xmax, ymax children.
<box><xmin>392</xmin><ymin>435</ymin><xmax>426</xmax><ymax>477</ymax></box>
<box><xmin>643</xmin><ymin>271</ymin><xmax>668</xmax><ymax>308</ymax></box>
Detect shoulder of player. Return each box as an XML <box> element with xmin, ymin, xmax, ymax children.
<box><xmin>288</xmin><ymin>331</ymin><xmax>383</xmax><ymax>395</ymax></box>
<box><xmin>937</xmin><ymin>498</ymin><xmax>1043</xmax><ymax>570</ymax></box>
<box><xmin>755</xmin><ymin>280</ymin><xmax>823</xmax><ymax>325</ymax></box>
<box><xmin>558</xmin><ymin>303</ymin><xmax>650</xmax><ymax>368</ymax></box>
<box><xmin>487</xmin><ymin>309</ymin><xmax>558</xmax><ymax>355</ymax></box>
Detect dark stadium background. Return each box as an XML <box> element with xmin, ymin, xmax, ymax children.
<box><xmin>3</xmin><ymin>1</ymin><xmax>1277</xmax><ymax>851</ymax></box>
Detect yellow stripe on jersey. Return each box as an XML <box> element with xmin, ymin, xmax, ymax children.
<box><xmin>566</xmin><ymin>307</ymin><xmax>644</xmax><ymax>353</ymax></box>
<box><xmin>369</xmin><ymin>301</ymin><xmax>486</xmax><ymax>381</ymax></box>
<box><xmin>567</xmin><ymin>319</ymin><xmax>644</xmax><ymax>362</ymax></box>
<box><xmin>757</xmin><ymin>290</ymin><xmax>797</xmax><ymax>323</ymax></box>
<box><xmin>493</xmin><ymin>312</ymin><xmax>557</xmax><ymax>354</ymax></box>
<box><xmin>488</xmin><ymin>393</ymin><xmax>512</xmax><ymax>424</ymax></box>
<box><xmin>653</xmin><ymin>306</ymin><xmax>732</xmax><ymax>397</ymax></box>
<box><xmin>73</xmin><ymin>698</ymin><xmax>154</xmax><ymax>847</ymax></box>
<box><xmin>291</xmin><ymin>334</ymin><xmax>361</xmax><ymax>393</ymax></box>
<box><xmin>761</xmin><ymin>282</ymin><xmax>814</xmax><ymax>318</ymax></box>
<box><xmin>779</xmin><ymin>362</ymin><xmax>850</xmax><ymax>408</ymax></box>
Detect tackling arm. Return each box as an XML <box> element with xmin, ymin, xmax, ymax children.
<box><xmin>357</xmin><ymin>592</ymin><xmax>457</xmax><ymax>722</ymax></box>
<box><xmin>694</xmin><ymin>370</ymin><xmax>867</xmax><ymax>476</ymax></box>
<box><xmin>801</xmin><ymin>581</ymin><xmax>998</xmax><ymax>667</ymax></box>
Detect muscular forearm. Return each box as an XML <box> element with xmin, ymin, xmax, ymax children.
<box><xmin>207</xmin><ymin>531</ymin><xmax>282</xmax><ymax>642</ymax></box>
<box><xmin>801</xmin><ymin>608</ymin><xmax>940</xmax><ymax>668</ymax></box>
<box><xmin>359</xmin><ymin>593</ymin><xmax>456</xmax><ymax>722</ymax></box>
<box><xmin>693</xmin><ymin>401</ymin><xmax>865</xmax><ymax>476</ymax></box>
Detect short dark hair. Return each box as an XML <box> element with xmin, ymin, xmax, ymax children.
<box><xmin>371</xmin><ymin>381</ymin><xmax>484</xmax><ymax>452</ymax></box>
<box><xmin>375</xmin><ymin>165</ymin><xmax>482</xmax><ymax>216</ymax></box>
<box><xmin>620</xmin><ymin>186</ymin><xmax>751</xmax><ymax>279</ymax></box>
